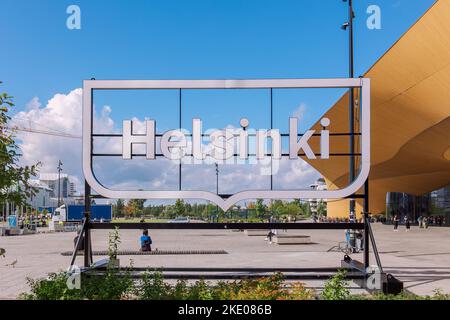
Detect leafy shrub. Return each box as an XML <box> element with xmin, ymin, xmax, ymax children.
<box><xmin>20</xmin><ymin>273</ymin><xmax>83</xmax><ymax>300</ymax></box>
<box><xmin>135</xmin><ymin>271</ymin><xmax>172</xmax><ymax>300</ymax></box>
<box><xmin>82</xmin><ymin>267</ymin><xmax>134</xmax><ymax>300</ymax></box>
<box><xmin>353</xmin><ymin>288</ymin><xmax>450</xmax><ymax>300</ymax></box>
<box><xmin>321</xmin><ymin>270</ymin><xmax>350</xmax><ymax>300</ymax></box>
<box><xmin>22</xmin><ymin>268</ymin><xmax>450</xmax><ymax>300</ymax></box>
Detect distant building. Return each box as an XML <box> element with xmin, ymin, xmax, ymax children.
<box><xmin>39</xmin><ymin>173</ymin><xmax>76</xmax><ymax>199</ymax></box>
<box><xmin>385</xmin><ymin>185</ymin><xmax>450</xmax><ymax>225</ymax></box>
<box><xmin>431</xmin><ymin>186</ymin><xmax>450</xmax><ymax>216</ymax></box>
<box><xmin>1</xmin><ymin>180</ymin><xmax>56</xmax><ymax>220</ymax></box>
<box><xmin>309</xmin><ymin>178</ymin><xmax>327</xmax><ymax>217</ymax></box>
<box><xmin>308</xmin><ymin>1</ymin><xmax>450</xmax><ymax>219</ymax></box>
<box><xmin>27</xmin><ymin>180</ymin><xmax>54</xmax><ymax>208</ymax></box>
<box><xmin>69</xmin><ymin>181</ymin><xmax>76</xmax><ymax>197</ymax></box>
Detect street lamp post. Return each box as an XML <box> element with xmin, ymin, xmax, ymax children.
<box><xmin>341</xmin><ymin>0</ymin><xmax>357</xmax><ymax>248</ymax></box>
<box><xmin>57</xmin><ymin>160</ymin><xmax>63</xmax><ymax>207</ymax></box>
<box><xmin>215</xmin><ymin>163</ymin><xmax>219</xmax><ymax>222</ymax></box>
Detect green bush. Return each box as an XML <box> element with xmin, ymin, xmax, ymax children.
<box><xmin>21</xmin><ymin>269</ymin><xmax>450</xmax><ymax>300</ymax></box>
<box><xmin>21</xmin><ymin>267</ymin><xmax>134</xmax><ymax>300</ymax></box>
<box><xmin>82</xmin><ymin>268</ymin><xmax>134</xmax><ymax>300</ymax></box>
<box><xmin>352</xmin><ymin>289</ymin><xmax>450</xmax><ymax>300</ymax></box>
<box><xmin>22</xmin><ymin>271</ymin><xmax>315</xmax><ymax>300</ymax></box>
<box><xmin>321</xmin><ymin>270</ymin><xmax>350</xmax><ymax>300</ymax></box>
<box><xmin>135</xmin><ymin>271</ymin><xmax>172</xmax><ymax>300</ymax></box>
<box><xmin>20</xmin><ymin>272</ymin><xmax>83</xmax><ymax>300</ymax></box>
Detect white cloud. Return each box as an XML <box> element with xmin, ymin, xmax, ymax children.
<box><xmin>13</xmin><ymin>89</ymin><xmax>321</xmax><ymax>201</ymax></box>
<box><xmin>25</xmin><ymin>97</ymin><xmax>41</xmax><ymax>111</ymax></box>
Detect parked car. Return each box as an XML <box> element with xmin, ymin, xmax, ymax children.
<box><xmin>168</xmin><ymin>216</ymin><xmax>190</xmax><ymax>223</ymax></box>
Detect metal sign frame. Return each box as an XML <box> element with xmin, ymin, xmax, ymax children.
<box><xmin>83</xmin><ymin>78</ymin><xmax>370</xmax><ymax>211</ymax></box>
<box><xmin>72</xmin><ymin>77</ymin><xmax>393</xmax><ymax>291</ymax></box>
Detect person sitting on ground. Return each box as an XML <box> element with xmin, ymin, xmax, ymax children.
<box><xmin>140</xmin><ymin>229</ymin><xmax>152</xmax><ymax>252</ymax></box>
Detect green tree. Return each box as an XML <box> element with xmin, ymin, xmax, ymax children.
<box><xmin>126</xmin><ymin>199</ymin><xmax>145</xmax><ymax>216</ymax></box>
<box><xmin>270</xmin><ymin>200</ymin><xmax>287</xmax><ymax>217</ymax></box>
<box><xmin>295</xmin><ymin>201</ymin><xmax>311</xmax><ymax>217</ymax></box>
<box><xmin>0</xmin><ymin>86</ymin><xmax>40</xmax><ymax>207</ymax></box>
<box><xmin>174</xmin><ymin>199</ymin><xmax>185</xmax><ymax>217</ymax></box>
<box><xmin>317</xmin><ymin>201</ymin><xmax>327</xmax><ymax>217</ymax></box>
<box><xmin>255</xmin><ymin>199</ymin><xmax>266</xmax><ymax>218</ymax></box>
<box><xmin>113</xmin><ymin>199</ymin><xmax>125</xmax><ymax>217</ymax></box>
<box><xmin>286</xmin><ymin>202</ymin><xmax>301</xmax><ymax>216</ymax></box>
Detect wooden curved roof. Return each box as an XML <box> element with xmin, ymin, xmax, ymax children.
<box><xmin>306</xmin><ymin>0</ymin><xmax>450</xmax><ymax>215</ymax></box>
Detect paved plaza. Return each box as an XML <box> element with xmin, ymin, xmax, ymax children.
<box><xmin>1</xmin><ymin>223</ymin><xmax>450</xmax><ymax>299</ymax></box>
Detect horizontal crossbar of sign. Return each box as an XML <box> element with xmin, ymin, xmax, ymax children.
<box><xmin>91</xmin><ymin>132</ymin><xmax>363</xmax><ymax>137</ymax></box>
<box><xmin>91</xmin><ymin>153</ymin><xmax>362</xmax><ymax>157</ymax></box>
<box><xmin>87</xmin><ymin>78</ymin><xmax>364</xmax><ymax>89</ymax></box>
<box><xmin>88</xmin><ymin>222</ymin><xmax>364</xmax><ymax>230</ymax></box>
<box><xmin>89</xmin><ymin>194</ymin><xmax>367</xmax><ymax>199</ymax></box>
<box><xmin>93</xmin><ymin>267</ymin><xmax>343</xmax><ymax>273</ymax></box>
<box><xmin>85</xmin><ymin>271</ymin><xmax>366</xmax><ymax>280</ymax></box>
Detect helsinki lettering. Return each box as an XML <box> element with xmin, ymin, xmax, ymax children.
<box><xmin>122</xmin><ymin>117</ymin><xmax>331</xmax><ymax>161</ymax></box>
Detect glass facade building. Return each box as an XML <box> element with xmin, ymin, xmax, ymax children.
<box><xmin>386</xmin><ymin>185</ymin><xmax>450</xmax><ymax>225</ymax></box>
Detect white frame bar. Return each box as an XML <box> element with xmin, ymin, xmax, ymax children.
<box><xmin>83</xmin><ymin>78</ymin><xmax>370</xmax><ymax>211</ymax></box>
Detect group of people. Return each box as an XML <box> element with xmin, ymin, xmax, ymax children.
<box><xmin>417</xmin><ymin>215</ymin><xmax>445</xmax><ymax>227</ymax></box>
<box><xmin>345</xmin><ymin>229</ymin><xmax>365</xmax><ymax>252</ymax></box>
<box><xmin>16</xmin><ymin>214</ymin><xmax>49</xmax><ymax>229</ymax></box>
<box><xmin>318</xmin><ymin>216</ymin><xmax>364</xmax><ymax>223</ymax></box>
<box><xmin>392</xmin><ymin>215</ymin><xmax>410</xmax><ymax>231</ymax></box>
<box><xmin>392</xmin><ymin>214</ymin><xmax>446</xmax><ymax>231</ymax></box>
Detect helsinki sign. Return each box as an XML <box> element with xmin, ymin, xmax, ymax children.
<box><xmin>122</xmin><ymin>116</ymin><xmax>331</xmax><ymax>161</ymax></box>
<box><xmin>83</xmin><ymin>78</ymin><xmax>370</xmax><ymax>211</ymax></box>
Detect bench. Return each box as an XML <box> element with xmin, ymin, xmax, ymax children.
<box><xmin>244</xmin><ymin>229</ymin><xmax>269</xmax><ymax>236</ymax></box>
<box><xmin>273</xmin><ymin>235</ymin><xmax>311</xmax><ymax>245</ymax></box>
<box><xmin>49</xmin><ymin>222</ymin><xmax>64</xmax><ymax>232</ymax></box>
<box><xmin>7</xmin><ymin>228</ymin><xmax>24</xmax><ymax>236</ymax></box>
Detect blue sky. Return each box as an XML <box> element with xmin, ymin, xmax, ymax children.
<box><xmin>0</xmin><ymin>0</ymin><xmax>436</xmax><ymax>198</ymax></box>
<box><xmin>2</xmin><ymin>0</ymin><xmax>434</xmax><ymax>114</ymax></box>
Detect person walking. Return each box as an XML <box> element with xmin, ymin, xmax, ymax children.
<box><xmin>418</xmin><ymin>216</ymin><xmax>423</xmax><ymax>228</ymax></box>
<box><xmin>404</xmin><ymin>216</ymin><xmax>410</xmax><ymax>232</ymax></box>
<box><xmin>393</xmin><ymin>214</ymin><xmax>400</xmax><ymax>231</ymax></box>
<box><xmin>423</xmin><ymin>216</ymin><xmax>429</xmax><ymax>229</ymax></box>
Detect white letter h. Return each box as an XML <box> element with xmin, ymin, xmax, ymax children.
<box><xmin>122</xmin><ymin>120</ymin><xmax>155</xmax><ymax>160</ymax></box>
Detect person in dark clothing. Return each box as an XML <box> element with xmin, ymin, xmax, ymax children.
<box><xmin>355</xmin><ymin>230</ymin><xmax>364</xmax><ymax>252</ymax></box>
<box><xmin>393</xmin><ymin>214</ymin><xmax>399</xmax><ymax>231</ymax></box>
<box><xmin>266</xmin><ymin>230</ymin><xmax>276</xmax><ymax>243</ymax></box>
<box><xmin>140</xmin><ymin>229</ymin><xmax>152</xmax><ymax>251</ymax></box>
<box><xmin>404</xmin><ymin>216</ymin><xmax>411</xmax><ymax>232</ymax></box>
<box><xmin>74</xmin><ymin>229</ymin><xmax>85</xmax><ymax>251</ymax></box>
